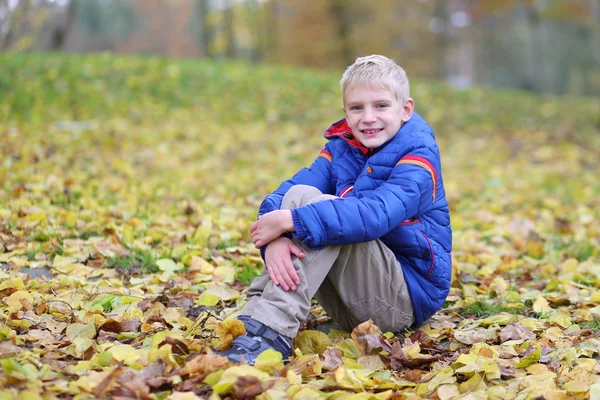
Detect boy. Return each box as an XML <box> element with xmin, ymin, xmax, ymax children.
<box><xmin>220</xmin><ymin>55</ymin><xmax>452</xmax><ymax>364</ymax></box>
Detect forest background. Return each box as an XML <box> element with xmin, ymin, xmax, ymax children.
<box><xmin>2</xmin><ymin>0</ymin><xmax>600</xmax><ymax>96</ymax></box>
<box><xmin>3</xmin><ymin>1</ymin><xmax>600</xmax><ymax>399</ymax></box>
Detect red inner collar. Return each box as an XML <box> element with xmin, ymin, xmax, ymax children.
<box><xmin>325</xmin><ymin>119</ymin><xmax>370</xmax><ymax>155</ymax></box>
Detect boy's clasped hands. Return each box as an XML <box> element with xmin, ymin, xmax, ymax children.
<box><xmin>250</xmin><ymin>209</ymin><xmax>304</xmax><ymax>291</ymax></box>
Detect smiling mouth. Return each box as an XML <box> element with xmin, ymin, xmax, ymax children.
<box><xmin>361</xmin><ymin>128</ymin><xmax>383</xmax><ymax>135</ymax></box>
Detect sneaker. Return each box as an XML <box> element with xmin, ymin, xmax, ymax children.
<box><xmin>218</xmin><ymin>316</ymin><xmax>293</xmax><ymax>365</ymax></box>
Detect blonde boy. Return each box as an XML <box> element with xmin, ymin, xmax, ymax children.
<box><xmin>220</xmin><ymin>55</ymin><xmax>452</xmax><ymax>364</ymax></box>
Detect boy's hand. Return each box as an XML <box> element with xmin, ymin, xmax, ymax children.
<box><xmin>250</xmin><ymin>210</ymin><xmax>294</xmax><ymax>248</ymax></box>
<box><xmin>264</xmin><ymin>236</ymin><xmax>304</xmax><ymax>291</ymax></box>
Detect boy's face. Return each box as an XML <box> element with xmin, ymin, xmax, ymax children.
<box><xmin>343</xmin><ymin>84</ymin><xmax>414</xmax><ymax>149</ymax></box>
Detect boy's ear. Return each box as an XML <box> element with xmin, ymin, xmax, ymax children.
<box><xmin>402</xmin><ymin>98</ymin><xmax>415</xmax><ymax>122</ymax></box>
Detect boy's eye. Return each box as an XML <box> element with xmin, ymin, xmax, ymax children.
<box><xmin>376</xmin><ymin>104</ymin><xmax>389</xmax><ymax>108</ymax></box>
<box><xmin>350</xmin><ymin>106</ymin><xmax>362</xmax><ymax>111</ymax></box>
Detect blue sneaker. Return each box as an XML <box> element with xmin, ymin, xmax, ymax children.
<box><xmin>219</xmin><ymin>316</ymin><xmax>293</xmax><ymax>365</ymax></box>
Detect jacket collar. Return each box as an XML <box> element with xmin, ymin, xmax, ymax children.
<box><xmin>324</xmin><ymin>119</ymin><xmax>370</xmax><ymax>155</ymax></box>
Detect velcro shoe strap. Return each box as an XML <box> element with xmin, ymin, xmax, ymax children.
<box><xmin>231</xmin><ymin>335</ymin><xmax>261</xmax><ymax>352</ymax></box>
<box><xmin>244</xmin><ymin>318</ymin><xmax>267</xmax><ymax>336</ymax></box>
<box><xmin>261</xmin><ymin>328</ymin><xmax>292</xmax><ymax>355</ymax></box>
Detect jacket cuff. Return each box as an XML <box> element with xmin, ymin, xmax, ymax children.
<box><xmin>259</xmin><ymin>243</ymin><xmax>268</xmax><ymax>261</ymax></box>
<box><xmin>291</xmin><ymin>209</ymin><xmax>308</xmax><ymax>241</ymax></box>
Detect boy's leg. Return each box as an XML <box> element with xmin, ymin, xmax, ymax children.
<box><xmin>314</xmin><ymin>238</ymin><xmax>414</xmax><ymax>333</ymax></box>
<box><xmin>241</xmin><ymin>184</ymin><xmax>413</xmax><ymax>337</ymax></box>
<box><xmin>241</xmin><ymin>185</ymin><xmax>325</xmax><ymax>318</ymax></box>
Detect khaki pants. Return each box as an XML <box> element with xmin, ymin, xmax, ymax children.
<box><xmin>240</xmin><ymin>185</ymin><xmax>414</xmax><ymax>338</ymax></box>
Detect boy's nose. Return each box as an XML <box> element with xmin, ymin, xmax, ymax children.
<box><xmin>363</xmin><ymin>108</ymin><xmax>377</xmax><ymax>123</ymax></box>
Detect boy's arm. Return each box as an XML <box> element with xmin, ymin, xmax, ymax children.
<box><xmin>291</xmin><ymin>146</ymin><xmax>440</xmax><ymax>248</ymax></box>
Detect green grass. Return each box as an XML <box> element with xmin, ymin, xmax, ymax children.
<box><xmin>2</xmin><ymin>53</ymin><xmax>599</xmax><ymax>144</ymax></box>
<box><xmin>459</xmin><ymin>298</ymin><xmax>527</xmax><ymax>318</ymax></box>
<box><xmin>105</xmin><ymin>248</ymin><xmax>158</xmax><ymax>274</ymax></box>
<box><xmin>236</xmin><ymin>265</ymin><xmax>262</xmax><ymax>286</ymax></box>
<box><xmin>580</xmin><ymin>318</ymin><xmax>600</xmax><ymax>331</ymax></box>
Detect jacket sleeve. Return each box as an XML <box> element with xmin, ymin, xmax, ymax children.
<box><xmin>291</xmin><ymin>146</ymin><xmax>439</xmax><ymax>248</ymax></box>
<box><xmin>257</xmin><ymin>147</ymin><xmax>334</xmax><ymax>217</ymax></box>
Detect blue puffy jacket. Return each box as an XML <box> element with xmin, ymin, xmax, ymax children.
<box><xmin>258</xmin><ymin>112</ymin><xmax>452</xmax><ymax>325</ymax></box>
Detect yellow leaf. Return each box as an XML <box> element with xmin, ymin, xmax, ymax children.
<box><xmin>168</xmin><ymin>392</ymin><xmax>202</xmax><ymax>400</ymax></box>
<box><xmin>190</xmin><ymin>256</ymin><xmax>214</xmax><ymax>273</ymax></box>
<box><xmin>480</xmin><ymin>313</ymin><xmax>513</xmax><ymax>326</ymax></box>
<box><xmin>403</xmin><ymin>342</ymin><xmax>421</xmax><ymax>358</ymax></box>
<box><xmin>212</xmin><ymin>365</ymin><xmax>269</xmax><ymax>395</ymax></box>
<box><xmin>564</xmin><ymin>380</ymin><xmax>592</xmax><ymax>393</ymax></box>
<box><xmin>198</xmin><ymin>292</ymin><xmax>220</xmax><ymax>307</ymax></box>
<box><xmin>587</xmin><ymin>292</ymin><xmax>600</xmax><ymax>304</ymax></box>
<box><xmin>149</xmin><ymin>344</ymin><xmax>179</xmax><ymax>370</ymax></box>
<box><xmin>547</xmin><ymin>312</ymin><xmax>571</xmax><ymax>328</ymax></box>
<box><xmin>532</xmin><ymin>297</ymin><xmax>553</xmax><ymax>313</ymax></box>
<box><xmin>255</xmin><ymin>349</ymin><xmax>284</xmax><ymax>374</ymax></box>
<box><xmin>560</xmin><ymin>258</ymin><xmax>578</xmax><ymax>273</ymax></box>
<box><xmin>437</xmin><ymin>384</ymin><xmax>460</xmax><ymax>400</ymax></box>
<box><xmin>213</xmin><ymin>266</ymin><xmax>236</xmax><ymax>284</ymax></box>
<box><xmin>214</xmin><ymin>319</ymin><xmax>246</xmax><ymax>351</ymax></box>
<box><xmin>516</xmin><ymin>345</ymin><xmax>541</xmax><ymax>368</ymax></box>
<box><xmin>489</xmin><ymin>277</ymin><xmax>508</xmax><ymax>295</ymax></box>
<box><xmin>5</xmin><ymin>291</ymin><xmax>33</xmax><ymax>313</ymax></box>
<box><xmin>458</xmin><ymin>372</ymin><xmax>485</xmax><ymax>394</ymax></box>
<box><xmin>157</xmin><ymin>258</ymin><xmax>183</xmax><ymax>273</ymax></box>
<box><xmin>66</xmin><ymin>322</ymin><xmax>96</xmax><ymax>342</ymax></box>
<box><xmin>123</xmin><ymin>224</ymin><xmax>134</xmax><ymax>244</ymax></box>
<box><xmin>526</xmin><ymin>240</ymin><xmax>544</xmax><ymax>258</ymax></box>
<box><xmin>295</xmin><ymin>330</ymin><xmax>331</xmax><ymax>356</ymax></box>
<box><xmin>108</xmin><ymin>344</ymin><xmax>143</xmax><ymax>365</ymax></box>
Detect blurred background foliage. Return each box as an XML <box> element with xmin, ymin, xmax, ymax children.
<box><xmin>1</xmin><ymin>0</ymin><xmax>599</xmax><ymax>96</ymax></box>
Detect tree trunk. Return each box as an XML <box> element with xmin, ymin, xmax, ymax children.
<box><xmin>328</xmin><ymin>0</ymin><xmax>352</xmax><ymax>67</ymax></box>
<box><xmin>196</xmin><ymin>0</ymin><xmax>212</xmax><ymax>57</ymax></box>
<box><xmin>433</xmin><ymin>0</ymin><xmax>448</xmax><ymax>79</ymax></box>
<box><xmin>49</xmin><ymin>0</ymin><xmax>78</xmax><ymax>50</ymax></box>
<box><xmin>223</xmin><ymin>0</ymin><xmax>236</xmax><ymax>59</ymax></box>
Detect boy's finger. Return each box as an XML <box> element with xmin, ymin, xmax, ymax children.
<box><xmin>267</xmin><ymin>265</ymin><xmax>279</xmax><ymax>286</ymax></box>
<box><xmin>283</xmin><ymin>257</ymin><xmax>300</xmax><ymax>287</ymax></box>
<box><xmin>289</xmin><ymin>244</ymin><xmax>305</xmax><ymax>259</ymax></box>
<box><xmin>272</xmin><ymin>265</ymin><xmax>288</xmax><ymax>290</ymax></box>
<box><xmin>277</xmin><ymin>265</ymin><xmax>294</xmax><ymax>291</ymax></box>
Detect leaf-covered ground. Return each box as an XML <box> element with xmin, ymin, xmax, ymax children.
<box><xmin>2</xmin><ymin>54</ymin><xmax>600</xmax><ymax>399</ymax></box>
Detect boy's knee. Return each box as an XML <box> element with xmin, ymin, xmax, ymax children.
<box><xmin>306</xmin><ymin>194</ymin><xmax>338</xmax><ymax>205</ymax></box>
<box><xmin>282</xmin><ymin>185</ymin><xmax>324</xmax><ymax>209</ymax></box>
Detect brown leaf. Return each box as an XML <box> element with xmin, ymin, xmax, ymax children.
<box><xmin>146</xmin><ymin>376</ymin><xmax>172</xmax><ymax>389</ymax></box>
<box><xmin>98</xmin><ymin>330</ymin><xmax>119</xmax><ymax>342</ymax></box>
<box><xmin>138</xmin><ymin>299</ymin><xmax>152</xmax><ymax>312</ymax></box>
<box><xmin>0</xmin><ymin>341</ymin><xmax>22</xmax><ymax>356</ymax></box>
<box><xmin>160</xmin><ymin>337</ymin><xmax>189</xmax><ymax>356</ymax></box>
<box><xmin>92</xmin><ymin>366</ymin><xmax>123</xmax><ymax>398</ymax></box>
<box><xmin>390</xmin><ymin>341</ymin><xmax>442</xmax><ymax>370</ymax></box>
<box><xmin>351</xmin><ymin>319</ymin><xmax>382</xmax><ymax>355</ymax></box>
<box><xmin>230</xmin><ymin>375</ymin><xmax>264</xmax><ymax>400</ymax></box>
<box><xmin>409</xmin><ymin>330</ymin><xmax>436</xmax><ymax>349</ymax></box>
<box><xmin>499</xmin><ymin>365</ymin><xmax>515</xmax><ymax>379</ymax></box>
<box><xmin>180</xmin><ymin>354</ymin><xmax>229</xmax><ymax>376</ymax></box>
<box><xmin>321</xmin><ymin>348</ymin><xmax>343</xmax><ymax>371</ymax></box>
<box><xmin>112</xmin><ymin>361</ymin><xmax>165</xmax><ymax>399</ymax></box>
<box><xmin>402</xmin><ymin>369</ymin><xmax>423</xmax><ymax>383</ymax></box>
<box><xmin>94</xmin><ymin>235</ymin><xmax>130</xmax><ymax>258</ymax></box>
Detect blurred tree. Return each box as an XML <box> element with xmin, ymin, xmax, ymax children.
<box><xmin>0</xmin><ymin>0</ymin><xmax>52</xmax><ymax>51</ymax></box>
<box><xmin>328</xmin><ymin>0</ymin><xmax>353</xmax><ymax>67</ymax></box>
<box><xmin>195</xmin><ymin>0</ymin><xmax>213</xmax><ymax>57</ymax></box>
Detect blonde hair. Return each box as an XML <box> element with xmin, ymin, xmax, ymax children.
<box><xmin>340</xmin><ymin>55</ymin><xmax>410</xmax><ymax>104</ymax></box>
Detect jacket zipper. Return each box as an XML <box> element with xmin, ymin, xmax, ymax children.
<box><xmin>400</xmin><ymin>217</ymin><xmax>420</xmax><ymax>226</ymax></box>
<box><xmin>420</xmin><ymin>230</ymin><xmax>435</xmax><ymax>280</ymax></box>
